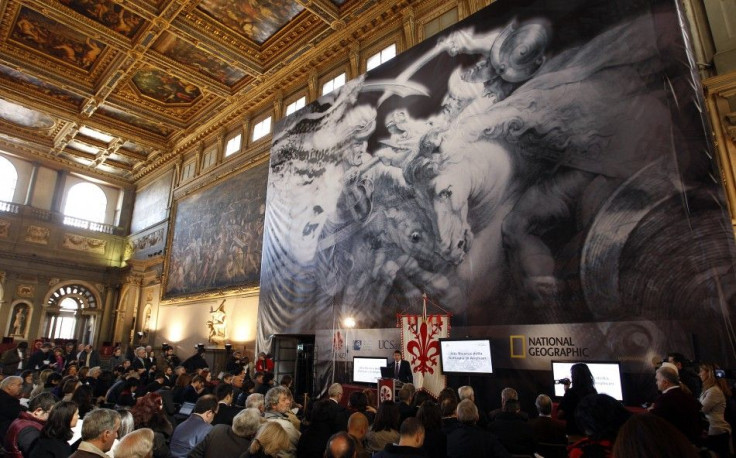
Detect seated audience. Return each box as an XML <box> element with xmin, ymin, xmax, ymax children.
<box><xmin>263</xmin><ymin>386</ymin><xmax>300</xmax><ymax>457</ymax></box>
<box><xmin>489</xmin><ymin>387</ymin><xmax>527</xmax><ymax>423</ymax></box>
<box><xmin>365</xmin><ymin>401</ymin><xmax>401</xmax><ymax>454</ymax></box>
<box><xmin>649</xmin><ymin>365</ymin><xmax>702</xmax><ymax>442</ymax></box>
<box><xmin>446</xmin><ymin>399</ymin><xmax>510</xmax><ymax>458</ymax></box>
<box><xmin>4</xmin><ymin>392</ymin><xmax>56</xmax><ymax>458</ymax></box>
<box><xmin>190</xmin><ymin>407</ymin><xmax>263</xmax><ymax>458</ymax></box>
<box><xmin>242</xmin><ymin>422</ymin><xmax>290</xmax><ymax>458</ymax></box>
<box><xmin>181</xmin><ymin>375</ymin><xmax>206</xmax><ymax>404</ymax></box>
<box><xmin>489</xmin><ymin>399</ymin><xmax>535</xmax><ymax>455</ymax></box>
<box><xmin>246</xmin><ymin>392</ymin><xmax>266</xmax><ymax>413</ymax></box>
<box><xmin>29</xmin><ymin>400</ymin><xmax>78</xmax><ymax>458</ymax></box>
<box><xmin>529</xmin><ymin>394</ymin><xmax>566</xmax><ymax>458</ymax></box>
<box><xmin>297</xmin><ymin>399</ymin><xmax>335</xmax><ymax>458</ymax></box>
<box><xmin>398</xmin><ymin>387</ymin><xmax>418</xmax><ymax>424</ymax></box>
<box><xmin>213</xmin><ymin>383</ymin><xmax>243</xmax><ymax>426</ymax></box>
<box><xmin>71</xmin><ymin>385</ymin><xmax>96</xmax><ymax>419</ymax></box>
<box><xmin>612</xmin><ymin>413</ymin><xmax>701</xmax><ymax>458</ymax></box>
<box><xmin>374</xmin><ymin>417</ymin><xmax>425</xmax><ymax>458</ymax></box>
<box><xmin>440</xmin><ymin>398</ymin><xmax>459</xmax><ymax>433</ymax></box>
<box><xmin>417</xmin><ymin>400</ymin><xmax>447</xmax><ymax>458</ymax></box>
<box><xmin>131</xmin><ymin>392</ymin><xmax>173</xmax><ymax>458</ymax></box>
<box><xmin>324</xmin><ymin>431</ymin><xmax>357</xmax><ymax>458</ymax></box>
<box><xmin>347</xmin><ymin>412</ymin><xmax>371</xmax><ymax>458</ymax></box>
<box><xmin>0</xmin><ymin>376</ymin><xmax>24</xmax><ymax>438</ymax></box>
<box><xmin>458</xmin><ymin>386</ymin><xmax>489</xmax><ymax>428</ymax></box>
<box><xmin>348</xmin><ymin>391</ymin><xmax>376</xmax><ymax>425</ymax></box>
<box><xmin>568</xmin><ymin>394</ymin><xmax>630</xmax><ymax>458</ymax></box>
<box><xmin>169</xmin><ymin>394</ymin><xmax>218</xmax><ymax>458</ymax></box>
<box><xmin>112</xmin><ymin>428</ymin><xmax>154</xmax><ymax>458</ymax></box>
<box><xmin>69</xmin><ymin>408</ymin><xmax>122</xmax><ymax>458</ymax></box>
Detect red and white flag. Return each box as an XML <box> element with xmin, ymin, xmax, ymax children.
<box><xmin>398</xmin><ymin>295</ymin><xmax>450</xmax><ymax>398</ymax></box>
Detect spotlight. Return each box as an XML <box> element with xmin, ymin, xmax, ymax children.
<box><xmin>136</xmin><ymin>331</ymin><xmax>144</xmax><ymax>338</ymax></box>
<box><xmin>343</xmin><ymin>317</ymin><xmax>356</xmax><ymax>328</ymax></box>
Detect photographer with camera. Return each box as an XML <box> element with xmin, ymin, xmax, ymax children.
<box><xmin>556</xmin><ymin>363</ymin><xmax>597</xmax><ymax>438</ymax></box>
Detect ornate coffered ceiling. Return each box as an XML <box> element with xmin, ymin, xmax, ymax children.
<box><xmin>0</xmin><ymin>0</ymin><xmax>420</xmax><ymax>184</ymax></box>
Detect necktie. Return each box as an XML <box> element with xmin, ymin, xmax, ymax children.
<box><xmin>395</xmin><ymin>362</ymin><xmax>399</xmax><ymax>377</ymax></box>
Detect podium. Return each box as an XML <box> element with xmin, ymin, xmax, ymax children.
<box><xmin>377</xmin><ymin>378</ymin><xmax>403</xmax><ymax>406</ymax></box>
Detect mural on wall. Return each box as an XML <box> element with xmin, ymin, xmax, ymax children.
<box><xmin>131</xmin><ymin>67</ymin><xmax>201</xmax><ymax>105</ymax></box>
<box><xmin>8</xmin><ymin>302</ymin><xmax>30</xmax><ymax>337</ymax></box>
<box><xmin>197</xmin><ymin>0</ymin><xmax>303</xmax><ymax>44</ymax></box>
<box><xmin>259</xmin><ymin>0</ymin><xmax>736</xmax><ymax>386</ymax></box>
<box><xmin>12</xmin><ymin>7</ymin><xmax>105</xmax><ymax>71</ymax></box>
<box><xmin>59</xmin><ymin>0</ymin><xmax>145</xmax><ymax>38</ymax></box>
<box><xmin>164</xmin><ymin>162</ymin><xmax>268</xmax><ymax>298</ymax></box>
<box><xmin>153</xmin><ymin>32</ymin><xmax>248</xmax><ymax>87</ymax></box>
<box><xmin>131</xmin><ymin>170</ymin><xmax>173</xmax><ymax>233</ymax></box>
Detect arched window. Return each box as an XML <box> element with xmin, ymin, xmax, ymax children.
<box><xmin>45</xmin><ymin>284</ymin><xmax>98</xmax><ymax>342</ymax></box>
<box><xmin>0</xmin><ymin>156</ymin><xmax>17</xmax><ymax>202</ymax></box>
<box><xmin>64</xmin><ymin>182</ymin><xmax>107</xmax><ymax>223</ymax></box>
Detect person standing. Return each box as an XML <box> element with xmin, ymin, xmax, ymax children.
<box><xmin>698</xmin><ymin>363</ymin><xmax>732</xmax><ymax>457</ymax></box>
<box><xmin>557</xmin><ymin>363</ymin><xmax>597</xmax><ymax>438</ymax></box>
<box><xmin>1</xmin><ymin>341</ymin><xmax>28</xmax><ymax>376</ymax></box>
<box><xmin>388</xmin><ymin>351</ymin><xmax>412</xmax><ymax>383</ymax></box>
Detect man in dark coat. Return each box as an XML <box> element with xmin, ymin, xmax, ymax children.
<box><xmin>27</xmin><ymin>343</ymin><xmax>54</xmax><ymax>371</ymax></box>
<box><xmin>488</xmin><ymin>399</ymin><xmax>535</xmax><ymax>455</ymax></box>
<box><xmin>0</xmin><ymin>341</ymin><xmax>28</xmax><ymax>376</ymax></box>
<box><xmin>0</xmin><ymin>376</ymin><xmax>25</xmax><ymax>442</ymax></box>
<box><xmin>389</xmin><ymin>350</ymin><xmax>413</xmax><ymax>383</ymax></box>
<box><xmin>528</xmin><ymin>394</ymin><xmax>566</xmax><ymax>447</ymax></box>
<box><xmin>650</xmin><ymin>365</ymin><xmax>702</xmax><ymax>442</ymax></box>
<box><xmin>374</xmin><ymin>417</ymin><xmax>427</xmax><ymax>457</ymax></box>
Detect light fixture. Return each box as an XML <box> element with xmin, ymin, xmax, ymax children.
<box><xmin>343</xmin><ymin>317</ymin><xmax>356</xmax><ymax>328</ymax></box>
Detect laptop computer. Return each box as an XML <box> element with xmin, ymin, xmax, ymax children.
<box><xmin>178</xmin><ymin>401</ymin><xmax>195</xmax><ymax>416</ymax></box>
<box><xmin>380</xmin><ymin>366</ymin><xmax>392</xmax><ymax>379</ymax></box>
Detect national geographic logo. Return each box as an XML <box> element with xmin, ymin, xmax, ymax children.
<box><xmin>510</xmin><ymin>335</ymin><xmax>590</xmax><ymax>359</ymax></box>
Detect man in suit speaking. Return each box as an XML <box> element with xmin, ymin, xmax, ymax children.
<box><xmin>390</xmin><ymin>350</ymin><xmax>413</xmax><ymax>383</ymax></box>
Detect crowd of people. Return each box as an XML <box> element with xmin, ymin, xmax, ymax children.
<box><xmin>0</xmin><ymin>342</ymin><xmax>732</xmax><ymax>458</ymax></box>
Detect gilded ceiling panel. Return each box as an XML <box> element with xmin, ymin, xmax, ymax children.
<box><xmin>0</xmin><ymin>63</ymin><xmax>85</xmax><ymax>107</ymax></box>
<box><xmin>197</xmin><ymin>0</ymin><xmax>304</xmax><ymax>44</ymax></box>
<box><xmin>11</xmin><ymin>7</ymin><xmax>106</xmax><ymax>71</ymax></box>
<box><xmin>96</xmin><ymin>105</ymin><xmax>172</xmax><ymax>137</ymax></box>
<box><xmin>58</xmin><ymin>0</ymin><xmax>146</xmax><ymax>39</ymax></box>
<box><xmin>152</xmin><ymin>31</ymin><xmax>248</xmax><ymax>87</ymax></box>
<box><xmin>131</xmin><ymin>67</ymin><xmax>201</xmax><ymax>105</ymax></box>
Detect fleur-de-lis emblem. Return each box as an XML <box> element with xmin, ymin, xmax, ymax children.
<box><xmin>406</xmin><ymin>315</ymin><xmax>444</xmax><ymax>375</ymax></box>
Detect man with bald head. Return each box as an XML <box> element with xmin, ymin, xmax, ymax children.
<box><xmin>650</xmin><ymin>365</ymin><xmax>701</xmax><ymax>442</ymax></box>
<box><xmin>324</xmin><ymin>431</ymin><xmax>357</xmax><ymax>458</ymax></box>
<box><xmin>347</xmin><ymin>412</ymin><xmax>371</xmax><ymax>458</ymax></box>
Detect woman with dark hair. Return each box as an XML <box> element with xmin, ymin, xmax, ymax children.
<box><xmin>558</xmin><ymin>362</ymin><xmax>597</xmax><ymax>437</ymax></box>
<box><xmin>171</xmin><ymin>373</ymin><xmax>192</xmax><ymax>405</ymax></box>
<box><xmin>417</xmin><ymin>400</ymin><xmax>447</xmax><ymax>458</ymax></box>
<box><xmin>116</xmin><ymin>378</ymin><xmax>140</xmax><ymax>407</ymax></box>
<box><xmin>28</xmin><ymin>400</ymin><xmax>78</xmax><ymax>458</ymax></box>
<box><xmin>71</xmin><ymin>384</ymin><xmax>96</xmax><ymax>419</ymax></box>
<box><xmin>365</xmin><ymin>400</ymin><xmax>400</xmax><ymax>454</ymax></box>
<box><xmin>412</xmin><ymin>391</ymin><xmax>432</xmax><ymax>408</ymax></box>
<box><xmin>699</xmin><ymin>363</ymin><xmax>732</xmax><ymax>457</ymax></box>
<box><xmin>130</xmin><ymin>392</ymin><xmax>173</xmax><ymax>458</ymax></box>
<box><xmin>349</xmin><ymin>391</ymin><xmax>376</xmax><ymax>424</ymax></box>
<box><xmin>612</xmin><ymin>413</ymin><xmax>700</xmax><ymax>458</ymax></box>
<box><xmin>20</xmin><ymin>370</ymin><xmax>34</xmax><ymax>398</ymax></box>
<box><xmin>569</xmin><ymin>393</ymin><xmax>630</xmax><ymax>458</ymax></box>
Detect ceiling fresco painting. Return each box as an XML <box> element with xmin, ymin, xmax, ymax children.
<box><xmin>0</xmin><ymin>0</ymin><xmax>420</xmax><ymax>181</ymax></box>
<box><xmin>58</xmin><ymin>0</ymin><xmax>146</xmax><ymax>39</ymax></box>
<box><xmin>197</xmin><ymin>0</ymin><xmax>304</xmax><ymax>44</ymax></box>
<box><xmin>0</xmin><ymin>64</ymin><xmax>85</xmax><ymax>107</ymax></box>
<box><xmin>0</xmin><ymin>99</ymin><xmax>55</xmax><ymax>130</ymax></box>
<box><xmin>12</xmin><ymin>7</ymin><xmax>106</xmax><ymax>71</ymax></box>
<box><xmin>132</xmin><ymin>67</ymin><xmax>202</xmax><ymax>104</ymax></box>
<box><xmin>97</xmin><ymin>105</ymin><xmax>172</xmax><ymax>137</ymax></box>
<box><xmin>152</xmin><ymin>32</ymin><xmax>248</xmax><ymax>87</ymax></box>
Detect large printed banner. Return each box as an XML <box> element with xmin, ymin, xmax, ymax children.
<box><xmin>259</xmin><ymin>0</ymin><xmax>736</xmax><ymax>393</ymax></box>
<box><xmin>400</xmin><ymin>314</ymin><xmax>449</xmax><ymax>397</ymax></box>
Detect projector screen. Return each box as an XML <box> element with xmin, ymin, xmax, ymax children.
<box><xmin>439</xmin><ymin>338</ymin><xmax>493</xmax><ymax>375</ymax></box>
<box><xmin>352</xmin><ymin>356</ymin><xmax>386</xmax><ymax>384</ymax></box>
<box><xmin>551</xmin><ymin>361</ymin><xmax>624</xmax><ymax>401</ymax></box>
